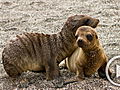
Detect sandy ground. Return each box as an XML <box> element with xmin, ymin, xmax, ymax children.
<box><xmin>0</xmin><ymin>0</ymin><xmax>120</xmax><ymax>89</ymax></box>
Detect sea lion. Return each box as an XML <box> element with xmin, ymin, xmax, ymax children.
<box><xmin>60</xmin><ymin>26</ymin><xmax>110</xmax><ymax>81</ymax></box>
<box><xmin>2</xmin><ymin>15</ymin><xmax>99</xmax><ymax>80</ymax></box>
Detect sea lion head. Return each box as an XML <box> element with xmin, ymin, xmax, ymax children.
<box><xmin>75</xmin><ymin>26</ymin><xmax>99</xmax><ymax>50</ymax></box>
<box><xmin>65</xmin><ymin>15</ymin><xmax>99</xmax><ymax>33</ymax></box>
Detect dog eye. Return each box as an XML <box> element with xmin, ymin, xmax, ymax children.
<box><xmin>86</xmin><ymin>34</ymin><xmax>93</xmax><ymax>41</ymax></box>
<box><xmin>75</xmin><ymin>35</ymin><xmax>78</xmax><ymax>39</ymax></box>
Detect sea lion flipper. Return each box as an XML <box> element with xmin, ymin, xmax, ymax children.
<box><xmin>98</xmin><ymin>62</ymin><xmax>112</xmax><ymax>79</ymax></box>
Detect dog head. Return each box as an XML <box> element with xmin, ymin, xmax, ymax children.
<box><xmin>65</xmin><ymin>15</ymin><xmax>99</xmax><ymax>33</ymax></box>
<box><xmin>75</xmin><ymin>26</ymin><xmax>99</xmax><ymax>49</ymax></box>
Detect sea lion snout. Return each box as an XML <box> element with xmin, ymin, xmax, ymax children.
<box><xmin>77</xmin><ymin>38</ymin><xmax>85</xmax><ymax>47</ymax></box>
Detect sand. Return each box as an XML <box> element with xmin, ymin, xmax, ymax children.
<box><xmin>0</xmin><ymin>0</ymin><xmax>120</xmax><ymax>89</ymax></box>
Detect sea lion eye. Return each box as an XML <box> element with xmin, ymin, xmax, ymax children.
<box><xmin>85</xmin><ymin>18</ymin><xmax>90</xmax><ymax>25</ymax></box>
<box><xmin>86</xmin><ymin>34</ymin><xmax>93</xmax><ymax>41</ymax></box>
<box><xmin>75</xmin><ymin>35</ymin><xmax>78</xmax><ymax>39</ymax></box>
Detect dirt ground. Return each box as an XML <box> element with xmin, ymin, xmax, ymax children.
<box><xmin>0</xmin><ymin>0</ymin><xmax>120</xmax><ymax>90</ymax></box>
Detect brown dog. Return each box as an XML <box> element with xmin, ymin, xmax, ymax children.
<box><xmin>2</xmin><ymin>15</ymin><xmax>99</xmax><ymax>80</ymax></box>
<box><xmin>60</xmin><ymin>26</ymin><xmax>110</xmax><ymax>81</ymax></box>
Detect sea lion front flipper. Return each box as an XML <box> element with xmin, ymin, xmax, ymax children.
<box><xmin>98</xmin><ymin>62</ymin><xmax>112</xmax><ymax>79</ymax></box>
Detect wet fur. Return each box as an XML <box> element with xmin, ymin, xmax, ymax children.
<box><xmin>2</xmin><ymin>15</ymin><xmax>99</xmax><ymax>80</ymax></box>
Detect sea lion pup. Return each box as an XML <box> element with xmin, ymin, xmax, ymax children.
<box><xmin>60</xmin><ymin>26</ymin><xmax>110</xmax><ymax>81</ymax></box>
<box><xmin>2</xmin><ymin>15</ymin><xmax>99</xmax><ymax>80</ymax></box>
